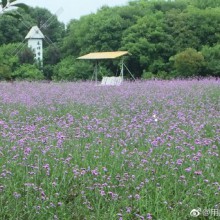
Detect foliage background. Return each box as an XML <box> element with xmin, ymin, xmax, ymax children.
<box><xmin>0</xmin><ymin>0</ymin><xmax>220</xmax><ymax>80</ymax></box>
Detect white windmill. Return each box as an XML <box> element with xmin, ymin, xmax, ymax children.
<box><xmin>25</xmin><ymin>26</ymin><xmax>45</xmax><ymax>66</ymax></box>
<box><xmin>11</xmin><ymin>7</ymin><xmax>64</xmax><ymax>67</ymax></box>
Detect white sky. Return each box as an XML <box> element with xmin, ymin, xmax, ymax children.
<box><xmin>20</xmin><ymin>0</ymin><xmax>130</xmax><ymax>24</ymax></box>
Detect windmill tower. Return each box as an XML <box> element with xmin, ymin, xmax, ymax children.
<box><xmin>25</xmin><ymin>26</ymin><xmax>45</xmax><ymax>66</ymax></box>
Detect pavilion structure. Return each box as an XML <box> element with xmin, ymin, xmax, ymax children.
<box><xmin>77</xmin><ymin>51</ymin><xmax>135</xmax><ymax>85</ymax></box>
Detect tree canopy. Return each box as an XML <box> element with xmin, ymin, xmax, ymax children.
<box><xmin>0</xmin><ymin>0</ymin><xmax>220</xmax><ymax>81</ymax></box>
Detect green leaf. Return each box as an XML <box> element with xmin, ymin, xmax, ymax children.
<box><xmin>5</xmin><ymin>11</ymin><xmax>21</xmax><ymax>19</ymax></box>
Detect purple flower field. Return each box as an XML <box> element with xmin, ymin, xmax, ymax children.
<box><xmin>0</xmin><ymin>80</ymin><xmax>219</xmax><ymax>219</ymax></box>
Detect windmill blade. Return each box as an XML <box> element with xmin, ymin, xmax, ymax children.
<box><xmin>44</xmin><ymin>35</ymin><xmax>54</xmax><ymax>45</ymax></box>
<box><xmin>14</xmin><ymin>42</ymin><xmax>27</xmax><ymax>56</ymax></box>
<box><xmin>39</xmin><ymin>7</ymin><xmax>64</xmax><ymax>51</ymax></box>
<box><xmin>10</xmin><ymin>38</ymin><xmax>27</xmax><ymax>56</ymax></box>
<box><xmin>43</xmin><ymin>35</ymin><xmax>60</xmax><ymax>51</ymax></box>
<box><xmin>3</xmin><ymin>8</ymin><xmax>31</xmax><ymax>56</ymax></box>
<box><xmin>8</xmin><ymin>10</ymin><xmax>33</xmax><ymax>56</ymax></box>
<box><xmin>8</xmin><ymin>7</ymin><xmax>32</xmax><ymax>29</ymax></box>
<box><xmin>12</xmin><ymin>6</ymin><xmax>63</xmax><ymax>31</ymax></box>
<box><xmin>40</xmin><ymin>7</ymin><xmax>64</xmax><ymax>29</ymax></box>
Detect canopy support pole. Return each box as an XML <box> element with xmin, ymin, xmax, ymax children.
<box><xmin>123</xmin><ymin>62</ymin><xmax>135</xmax><ymax>80</ymax></box>
<box><xmin>120</xmin><ymin>58</ymin><xmax>135</xmax><ymax>81</ymax></box>
<box><xmin>120</xmin><ymin>58</ymin><xmax>124</xmax><ymax>81</ymax></box>
<box><xmin>93</xmin><ymin>60</ymin><xmax>98</xmax><ymax>85</ymax></box>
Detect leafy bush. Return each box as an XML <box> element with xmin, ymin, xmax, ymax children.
<box><xmin>0</xmin><ymin>64</ymin><xmax>12</xmax><ymax>80</ymax></box>
<box><xmin>142</xmin><ymin>71</ymin><xmax>155</xmax><ymax>80</ymax></box>
<box><xmin>156</xmin><ymin>71</ymin><xmax>170</xmax><ymax>79</ymax></box>
<box><xmin>43</xmin><ymin>65</ymin><xmax>54</xmax><ymax>80</ymax></box>
<box><xmin>12</xmin><ymin>64</ymin><xmax>44</xmax><ymax>80</ymax></box>
<box><xmin>53</xmin><ymin>56</ymin><xmax>93</xmax><ymax>81</ymax></box>
<box><xmin>0</xmin><ymin>43</ymin><xmax>20</xmax><ymax>80</ymax></box>
<box><xmin>171</xmin><ymin>48</ymin><xmax>204</xmax><ymax>77</ymax></box>
<box><xmin>18</xmin><ymin>46</ymin><xmax>35</xmax><ymax>65</ymax></box>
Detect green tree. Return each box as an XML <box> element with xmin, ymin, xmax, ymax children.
<box><xmin>0</xmin><ymin>43</ymin><xmax>19</xmax><ymax>80</ymax></box>
<box><xmin>53</xmin><ymin>56</ymin><xmax>93</xmax><ymax>81</ymax></box>
<box><xmin>12</xmin><ymin>64</ymin><xmax>44</xmax><ymax>80</ymax></box>
<box><xmin>202</xmin><ymin>44</ymin><xmax>220</xmax><ymax>77</ymax></box>
<box><xmin>0</xmin><ymin>13</ymin><xmax>29</xmax><ymax>44</ymax></box>
<box><xmin>165</xmin><ymin>7</ymin><xmax>220</xmax><ymax>51</ymax></box>
<box><xmin>18</xmin><ymin>46</ymin><xmax>35</xmax><ymax>64</ymax></box>
<box><xmin>62</xmin><ymin>4</ymin><xmax>143</xmax><ymax>57</ymax></box>
<box><xmin>171</xmin><ymin>48</ymin><xmax>204</xmax><ymax>78</ymax></box>
<box><xmin>190</xmin><ymin>0</ymin><xmax>220</xmax><ymax>8</ymax></box>
<box><xmin>122</xmin><ymin>12</ymin><xmax>174</xmax><ymax>77</ymax></box>
<box><xmin>164</xmin><ymin>9</ymin><xmax>200</xmax><ymax>52</ymax></box>
<box><xmin>43</xmin><ymin>45</ymin><xmax>61</xmax><ymax>80</ymax></box>
<box><xmin>62</xmin><ymin>12</ymin><xmax>122</xmax><ymax>56</ymax></box>
<box><xmin>150</xmin><ymin>0</ymin><xmax>187</xmax><ymax>12</ymax></box>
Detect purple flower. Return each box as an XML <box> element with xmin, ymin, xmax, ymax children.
<box><xmin>100</xmin><ymin>190</ymin><xmax>106</xmax><ymax>196</ymax></box>
<box><xmin>126</xmin><ymin>207</ymin><xmax>132</xmax><ymax>213</ymax></box>
<box><xmin>194</xmin><ymin>170</ymin><xmax>202</xmax><ymax>175</ymax></box>
<box><xmin>91</xmin><ymin>169</ymin><xmax>99</xmax><ymax>176</ymax></box>
<box><xmin>134</xmin><ymin>194</ymin><xmax>141</xmax><ymax>200</ymax></box>
<box><xmin>24</xmin><ymin>147</ymin><xmax>31</xmax><ymax>155</ymax></box>
<box><xmin>102</xmin><ymin>167</ymin><xmax>108</xmax><ymax>172</ymax></box>
<box><xmin>43</xmin><ymin>164</ymin><xmax>50</xmax><ymax>169</ymax></box>
<box><xmin>147</xmin><ymin>213</ymin><xmax>153</xmax><ymax>219</ymax></box>
<box><xmin>185</xmin><ymin>167</ymin><xmax>192</xmax><ymax>172</ymax></box>
<box><xmin>176</xmin><ymin>159</ymin><xmax>183</xmax><ymax>165</ymax></box>
<box><xmin>13</xmin><ymin>192</ymin><xmax>21</xmax><ymax>199</ymax></box>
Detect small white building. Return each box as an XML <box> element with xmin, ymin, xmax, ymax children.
<box><xmin>25</xmin><ymin>26</ymin><xmax>45</xmax><ymax>65</ymax></box>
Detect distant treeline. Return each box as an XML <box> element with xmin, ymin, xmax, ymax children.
<box><xmin>0</xmin><ymin>0</ymin><xmax>220</xmax><ymax>80</ymax></box>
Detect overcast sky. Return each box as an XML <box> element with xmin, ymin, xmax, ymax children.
<box><xmin>21</xmin><ymin>0</ymin><xmax>130</xmax><ymax>24</ymax></box>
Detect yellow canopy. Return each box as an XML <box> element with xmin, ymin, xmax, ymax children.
<box><xmin>77</xmin><ymin>51</ymin><xmax>130</xmax><ymax>60</ymax></box>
